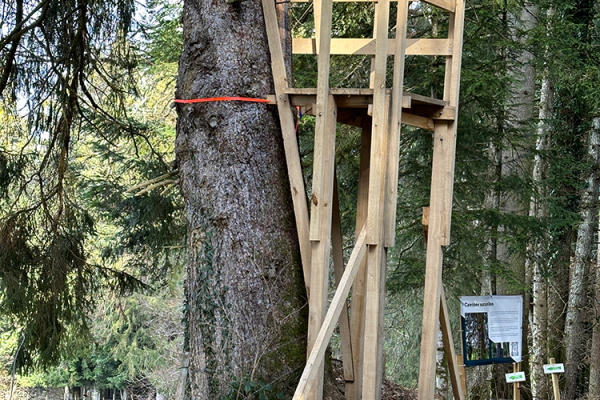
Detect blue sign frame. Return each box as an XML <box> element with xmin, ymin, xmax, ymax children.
<box><xmin>461</xmin><ymin>316</ymin><xmax>513</xmax><ymax>367</ymax></box>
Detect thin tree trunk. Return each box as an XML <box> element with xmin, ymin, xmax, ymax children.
<box><xmin>529</xmin><ymin>63</ymin><xmax>554</xmax><ymax>400</ymax></box>
<box><xmin>590</xmin><ymin>201</ymin><xmax>600</xmax><ymax>397</ymax></box>
<box><xmin>176</xmin><ymin>1</ymin><xmax>310</xmax><ymax>398</ymax></box>
<box><xmin>564</xmin><ymin>117</ymin><xmax>600</xmax><ymax>400</ymax></box>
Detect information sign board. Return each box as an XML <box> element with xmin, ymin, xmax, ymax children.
<box><xmin>460</xmin><ymin>295</ymin><xmax>523</xmax><ymax>366</ymax></box>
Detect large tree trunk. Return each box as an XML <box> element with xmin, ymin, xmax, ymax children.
<box><xmin>564</xmin><ymin>117</ymin><xmax>600</xmax><ymax>400</ymax></box>
<box><xmin>175</xmin><ymin>2</ymin><xmax>309</xmax><ymax>397</ymax></box>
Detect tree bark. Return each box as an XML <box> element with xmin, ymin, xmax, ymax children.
<box><xmin>590</xmin><ymin>195</ymin><xmax>600</xmax><ymax>397</ymax></box>
<box><xmin>564</xmin><ymin>117</ymin><xmax>600</xmax><ymax>400</ymax></box>
<box><xmin>588</xmin><ymin>117</ymin><xmax>600</xmax><ymax>398</ymax></box>
<box><xmin>176</xmin><ymin>1</ymin><xmax>309</xmax><ymax>397</ymax></box>
<box><xmin>528</xmin><ymin>65</ymin><xmax>553</xmax><ymax>400</ymax></box>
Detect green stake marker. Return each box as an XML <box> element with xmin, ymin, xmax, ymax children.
<box><xmin>543</xmin><ymin>363</ymin><xmax>565</xmax><ymax>374</ymax></box>
<box><xmin>505</xmin><ymin>372</ymin><xmax>526</xmax><ymax>383</ymax></box>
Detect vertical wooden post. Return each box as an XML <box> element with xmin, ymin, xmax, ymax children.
<box><xmin>332</xmin><ymin>175</ymin><xmax>355</xmax><ymax>382</ymax></box>
<box><xmin>439</xmin><ymin>287</ymin><xmax>465</xmax><ymax>400</ymax></box>
<box><xmin>417</xmin><ymin>121</ymin><xmax>454</xmax><ymax>400</ymax></box>
<box><xmin>456</xmin><ymin>354</ymin><xmax>467</xmax><ymax>396</ymax></box>
<box><xmin>346</xmin><ymin>122</ymin><xmax>371</xmax><ymax>400</ymax></box>
<box><xmin>366</xmin><ymin>0</ymin><xmax>391</xmax><ymax>245</ymax></box>
<box><xmin>550</xmin><ymin>358</ymin><xmax>561</xmax><ymax>400</ymax></box>
<box><xmin>309</xmin><ymin>0</ymin><xmax>334</xmax><ymax>240</ymax></box>
<box><xmin>361</xmin><ymin>93</ymin><xmax>392</xmax><ymax>400</ymax></box>
<box><xmin>514</xmin><ymin>363</ymin><xmax>521</xmax><ymax>400</ymax></box>
<box><xmin>307</xmin><ymin>95</ymin><xmax>338</xmax><ymax>400</ymax></box>
<box><xmin>261</xmin><ymin>0</ymin><xmax>312</xmax><ymax>287</ymax></box>
<box><xmin>384</xmin><ymin>0</ymin><xmax>409</xmax><ymax>247</ymax></box>
<box><xmin>306</xmin><ymin>2</ymin><xmax>334</xmax><ymax>396</ymax></box>
<box><xmin>418</xmin><ymin>0</ymin><xmax>465</xmax><ymax>395</ymax></box>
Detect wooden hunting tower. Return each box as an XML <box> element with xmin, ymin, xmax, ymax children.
<box><xmin>261</xmin><ymin>0</ymin><xmax>466</xmax><ymax>397</ymax></box>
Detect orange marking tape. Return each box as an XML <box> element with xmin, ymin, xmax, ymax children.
<box><xmin>174</xmin><ymin>97</ymin><xmax>271</xmax><ymax>104</ymax></box>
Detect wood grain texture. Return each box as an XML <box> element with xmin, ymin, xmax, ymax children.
<box><xmin>440</xmin><ymin>286</ymin><xmax>465</xmax><ymax>400</ymax></box>
<box><xmin>294</xmin><ymin>226</ymin><xmax>368</xmax><ymax>400</ymax></box>
<box><xmin>292</xmin><ymin>38</ymin><xmax>452</xmax><ymax>56</ymax></box>
<box><xmin>346</xmin><ymin>124</ymin><xmax>371</xmax><ymax>400</ymax></box>
<box><xmin>332</xmin><ymin>175</ymin><xmax>355</xmax><ymax>382</ymax></box>
<box><xmin>365</xmin><ymin>0</ymin><xmax>390</xmax><ymax>244</ymax></box>
<box><xmin>262</xmin><ymin>0</ymin><xmax>312</xmax><ymax>288</ymax></box>
<box><xmin>309</xmin><ymin>0</ymin><xmax>334</xmax><ymax>240</ymax></box>
<box><xmin>384</xmin><ymin>0</ymin><xmax>409</xmax><ymax>247</ymax></box>
<box><xmin>307</xmin><ymin>95</ymin><xmax>337</xmax><ymax>400</ymax></box>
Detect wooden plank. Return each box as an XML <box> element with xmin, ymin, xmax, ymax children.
<box><xmin>290</xmin><ymin>0</ymin><xmax>455</xmax><ymax>10</ymax></box>
<box><xmin>430</xmin><ymin>106</ymin><xmax>456</xmax><ymax>120</ymax></box>
<box><xmin>285</xmin><ymin>87</ymin><xmax>446</xmax><ymax>106</ymax></box>
<box><xmin>439</xmin><ymin>285</ymin><xmax>465</xmax><ymax>400</ymax></box>
<box><xmin>440</xmin><ymin>122</ymin><xmax>455</xmax><ymax>246</ymax></box>
<box><xmin>409</xmin><ymin>92</ymin><xmax>448</xmax><ymax>107</ymax></box>
<box><xmin>384</xmin><ymin>0</ymin><xmax>409</xmax><ymax>247</ymax></box>
<box><xmin>292</xmin><ymin>38</ymin><xmax>452</xmax><ymax>56</ymax></box>
<box><xmin>261</xmin><ymin>0</ymin><xmax>312</xmax><ymax>287</ymax></box>
<box><xmin>346</xmin><ymin>123</ymin><xmax>371</xmax><ymax>400</ymax></box>
<box><xmin>360</xmin><ymin>244</ymin><xmax>387</xmax><ymax>400</ymax></box>
<box><xmin>457</xmin><ymin>354</ymin><xmax>467</xmax><ymax>396</ymax></box>
<box><xmin>287</xmin><ymin>92</ymin><xmax>413</xmax><ymax>109</ymax></box>
<box><xmin>408</xmin><ymin>105</ymin><xmax>456</xmax><ymax>120</ymax></box>
<box><xmin>332</xmin><ymin>174</ymin><xmax>355</xmax><ymax>382</ymax></box>
<box><xmin>365</xmin><ymin>0</ymin><xmax>390</xmax><ymax>244</ymax></box>
<box><xmin>437</xmin><ymin>0</ymin><xmax>465</xmax><ymax>244</ymax></box>
<box><xmin>309</xmin><ymin>0</ymin><xmax>334</xmax><ymax>240</ymax></box>
<box><xmin>417</xmin><ymin>121</ymin><xmax>452</xmax><ymax>400</ymax></box>
<box><xmin>443</xmin><ymin>0</ymin><xmax>465</xmax><ymax>107</ymax></box>
<box><xmin>550</xmin><ymin>358</ymin><xmax>561</xmax><ymax>400</ymax></box>
<box><xmin>307</xmin><ymin>96</ymin><xmax>337</xmax><ymax>400</ymax></box>
<box><xmin>401</xmin><ymin>113</ymin><xmax>434</xmax><ymax>132</ymax></box>
<box><xmin>367</xmin><ymin>4</ymin><xmax>380</xmax><ymax>117</ymax></box>
<box><xmin>293</xmin><ymin>226</ymin><xmax>368</xmax><ymax>400</ymax></box>
<box><xmin>362</xmin><ymin>0</ymin><xmax>390</xmax><ymax>390</ymax></box>
<box><xmin>422</xmin><ymin>0</ymin><xmax>455</xmax><ymax>12</ymax></box>
<box><xmin>514</xmin><ymin>363</ymin><xmax>521</xmax><ymax>400</ymax></box>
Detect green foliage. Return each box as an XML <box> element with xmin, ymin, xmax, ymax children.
<box><xmin>223</xmin><ymin>375</ymin><xmax>286</xmax><ymax>400</ymax></box>
<box><xmin>0</xmin><ymin>0</ymin><xmax>185</xmax><ymax>371</ymax></box>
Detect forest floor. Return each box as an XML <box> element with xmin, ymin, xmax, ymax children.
<box><xmin>381</xmin><ymin>380</ymin><xmax>420</xmax><ymax>400</ymax></box>
<box><xmin>332</xmin><ymin>360</ymin><xmax>431</xmax><ymax>400</ymax></box>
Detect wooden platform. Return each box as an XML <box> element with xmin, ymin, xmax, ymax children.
<box><xmin>268</xmin><ymin>89</ymin><xmax>454</xmax><ymax>131</ymax></box>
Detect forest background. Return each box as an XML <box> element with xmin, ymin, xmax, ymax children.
<box><xmin>1</xmin><ymin>0</ymin><xmax>600</xmax><ymax>399</ymax></box>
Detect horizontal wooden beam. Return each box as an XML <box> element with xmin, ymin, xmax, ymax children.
<box><xmin>284</xmin><ymin>88</ymin><xmax>448</xmax><ymax>107</ymax></box>
<box><xmin>289</xmin><ymin>0</ymin><xmax>456</xmax><ymax>12</ymax></box>
<box><xmin>401</xmin><ymin>112</ymin><xmax>434</xmax><ymax>131</ymax></box>
<box><xmin>293</xmin><ymin>38</ymin><xmax>452</xmax><ymax>56</ymax></box>
<box><xmin>293</xmin><ymin>225</ymin><xmax>368</xmax><ymax>400</ymax></box>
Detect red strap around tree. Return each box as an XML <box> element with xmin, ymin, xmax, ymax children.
<box><xmin>174</xmin><ymin>97</ymin><xmax>270</xmax><ymax>104</ymax></box>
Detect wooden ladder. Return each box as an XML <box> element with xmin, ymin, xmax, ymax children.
<box><xmin>261</xmin><ymin>0</ymin><xmax>467</xmax><ymax>398</ymax></box>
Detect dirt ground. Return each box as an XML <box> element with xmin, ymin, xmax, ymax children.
<box><xmin>381</xmin><ymin>379</ymin><xmax>420</xmax><ymax>400</ymax></box>
<box><xmin>331</xmin><ymin>359</ymin><xmax>424</xmax><ymax>400</ymax></box>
